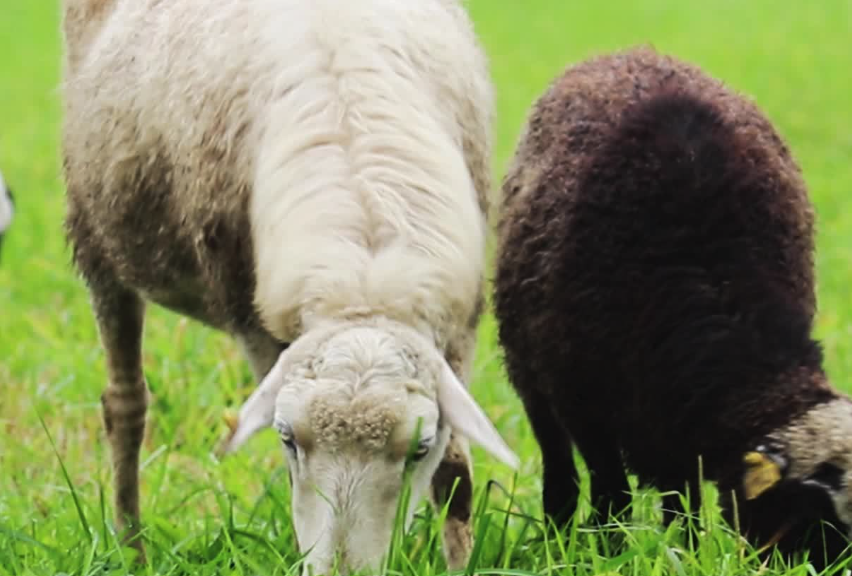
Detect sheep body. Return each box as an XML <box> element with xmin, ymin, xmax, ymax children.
<box><xmin>494</xmin><ymin>46</ymin><xmax>852</xmax><ymax>564</ymax></box>
<box><xmin>61</xmin><ymin>0</ymin><xmax>516</xmax><ymax>573</ymax></box>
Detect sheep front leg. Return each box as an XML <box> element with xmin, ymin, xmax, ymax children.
<box><xmin>93</xmin><ymin>283</ymin><xmax>148</xmax><ymax>561</ymax></box>
<box><xmin>237</xmin><ymin>328</ymin><xmax>287</xmax><ymax>382</ymax></box>
<box><xmin>568</xmin><ymin>416</ymin><xmax>631</xmax><ymax>522</ymax></box>
<box><xmin>519</xmin><ymin>389</ymin><xmax>579</xmax><ymax>529</ymax></box>
<box><xmin>431</xmin><ymin>331</ymin><xmax>477</xmax><ymax>570</ymax></box>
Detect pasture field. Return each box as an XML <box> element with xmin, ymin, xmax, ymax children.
<box><xmin>1</xmin><ymin>1</ymin><xmax>850</xmax><ymax>574</ymax></box>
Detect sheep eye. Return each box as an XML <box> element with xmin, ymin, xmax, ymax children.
<box><xmin>278</xmin><ymin>424</ymin><xmax>297</xmax><ymax>452</ymax></box>
<box><xmin>411</xmin><ymin>439</ymin><xmax>432</xmax><ymax>463</ymax></box>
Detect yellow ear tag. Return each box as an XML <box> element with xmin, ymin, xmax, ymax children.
<box><xmin>743</xmin><ymin>451</ymin><xmax>782</xmax><ymax>500</ymax></box>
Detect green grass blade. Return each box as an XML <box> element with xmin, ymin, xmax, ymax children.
<box><xmin>36</xmin><ymin>409</ymin><xmax>93</xmax><ymax>543</ymax></box>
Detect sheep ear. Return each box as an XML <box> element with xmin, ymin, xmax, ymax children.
<box><xmin>436</xmin><ymin>358</ymin><xmax>519</xmax><ymax>470</ymax></box>
<box><xmin>220</xmin><ymin>350</ymin><xmax>289</xmax><ymax>454</ymax></box>
<box><xmin>742</xmin><ymin>448</ymin><xmax>787</xmax><ymax>500</ymax></box>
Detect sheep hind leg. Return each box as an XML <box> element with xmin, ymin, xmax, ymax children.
<box><xmin>92</xmin><ymin>282</ymin><xmax>149</xmax><ymax>562</ymax></box>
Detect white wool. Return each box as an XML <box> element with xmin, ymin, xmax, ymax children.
<box><xmin>247</xmin><ymin>0</ymin><xmax>487</xmax><ymax>342</ymax></box>
<box><xmin>63</xmin><ymin>0</ymin><xmax>492</xmax><ymax>347</ymax></box>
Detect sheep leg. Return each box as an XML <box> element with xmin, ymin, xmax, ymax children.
<box><xmin>93</xmin><ymin>282</ymin><xmax>148</xmax><ymax>561</ymax></box>
<box><xmin>430</xmin><ymin>333</ymin><xmax>477</xmax><ymax>570</ymax></box>
<box><xmin>431</xmin><ymin>431</ymin><xmax>474</xmax><ymax>570</ymax></box>
<box><xmin>237</xmin><ymin>329</ymin><xmax>287</xmax><ymax>382</ymax></box>
<box><xmin>521</xmin><ymin>390</ymin><xmax>579</xmax><ymax>530</ymax></box>
<box><xmin>568</xmin><ymin>420</ymin><xmax>631</xmax><ymax>522</ymax></box>
<box><xmin>216</xmin><ymin>330</ymin><xmax>288</xmax><ymax>454</ymax></box>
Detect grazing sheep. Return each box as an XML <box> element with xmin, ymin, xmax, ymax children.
<box><xmin>494</xmin><ymin>46</ymin><xmax>852</xmax><ymax>566</ymax></box>
<box><xmin>0</xmin><ymin>169</ymin><xmax>13</xmax><ymax>258</ymax></box>
<box><xmin>61</xmin><ymin>0</ymin><xmax>518</xmax><ymax>573</ymax></box>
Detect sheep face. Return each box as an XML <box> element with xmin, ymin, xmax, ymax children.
<box><xmin>281</xmin><ymin>399</ymin><xmax>449</xmax><ymax>573</ymax></box>
<box><xmin>273</xmin><ymin>333</ymin><xmax>449</xmax><ymax>574</ymax></box>
<box><xmin>223</xmin><ymin>319</ymin><xmax>517</xmax><ymax>574</ymax></box>
<box><xmin>738</xmin><ymin>398</ymin><xmax>852</xmax><ymax>563</ymax></box>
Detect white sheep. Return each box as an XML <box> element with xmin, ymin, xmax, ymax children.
<box><xmin>60</xmin><ymin>0</ymin><xmax>518</xmax><ymax>573</ymax></box>
<box><xmin>0</xmin><ymin>170</ymin><xmax>13</xmax><ymax>255</ymax></box>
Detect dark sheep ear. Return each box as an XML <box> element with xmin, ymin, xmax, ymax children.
<box><xmin>742</xmin><ymin>444</ymin><xmax>788</xmax><ymax>500</ymax></box>
<box><xmin>802</xmin><ymin>461</ymin><xmax>845</xmax><ymax>493</ymax></box>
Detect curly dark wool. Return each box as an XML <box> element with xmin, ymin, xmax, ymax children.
<box><xmin>494</xmin><ymin>46</ymin><xmax>851</xmax><ymax>567</ymax></box>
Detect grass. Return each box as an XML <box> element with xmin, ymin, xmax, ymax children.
<box><xmin>0</xmin><ymin>0</ymin><xmax>851</xmax><ymax>574</ymax></box>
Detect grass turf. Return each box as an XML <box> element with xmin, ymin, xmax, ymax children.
<box><xmin>1</xmin><ymin>0</ymin><xmax>851</xmax><ymax>574</ymax></box>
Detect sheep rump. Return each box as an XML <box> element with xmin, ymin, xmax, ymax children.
<box><xmin>494</xmin><ymin>46</ymin><xmax>849</xmax><ymax>562</ymax></box>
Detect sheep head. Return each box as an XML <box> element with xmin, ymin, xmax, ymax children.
<box><xmin>221</xmin><ymin>318</ymin><xmax>517</xmax><ymax>575</ymax></box>
<box><xmin>737</xmin><ymin>398</ymin><xmax>852</xmax><ymax>566</ymax></box>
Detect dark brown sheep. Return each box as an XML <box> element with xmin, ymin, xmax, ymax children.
<box><xmin>493</xmin><ymin>46</ymin><xmax>852</xmax><ymax>566</ymax></box>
